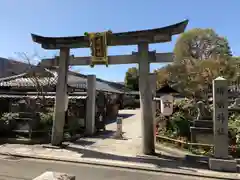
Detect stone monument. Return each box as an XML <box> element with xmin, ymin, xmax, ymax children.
<box><xmin>190</xmin><ymin>101</ymin><xmax>213</xmax><ymax>144</ymax></box>
<box><xmin>209</xmin><ymin>77</ymin><xmax>237</xmax><ymax>172</ymax></box>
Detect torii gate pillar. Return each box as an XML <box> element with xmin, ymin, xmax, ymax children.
<box><xmin>86</xmin><ymin>75</ymin><xmax>96</xmax><ymax>135</ymax></box>
<box><xmin>138</xmin><ymin>43</ymin><xmax>155</xmax><ymax>155</ymax></box>
<box><xmin>51</xmin><ymin>48</ymin><xmax>69</xmax><ymax>146</ymax></box>
<box><xmin>149</xmin><ymin>73</ymin><xmax>157</xmax><ymax>117</ymax></box>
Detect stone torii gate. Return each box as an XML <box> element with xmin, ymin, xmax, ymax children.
<box><xmin>31</xmin><ymin>20</ymin><xmax>188</xmax><ymax>155</ymax></box>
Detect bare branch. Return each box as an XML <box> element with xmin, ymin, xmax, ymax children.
<box><xmin>13</xmin><ymin>52</ymin><xmax>55</xmax><ymax>106</ymax></box>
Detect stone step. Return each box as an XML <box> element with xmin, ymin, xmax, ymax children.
<box><xmin>193</xmin><ymin>120</ymin><xmax>213</xmax><ymax>128</ymax></box>
<box><xmin>19</xmin><ymin>112</ymin><xmax>38</xmax><ymax>118</ymax></box>
<box><xmin>228</xmin><ymin>107</ymin><xmax>240</xmax><ymax>112</ymax></box>
<box><xmin>190</xmin><ymin>127</ymin><xmax>213</xmax><ymax>134</ymax></box>
<box><xmin>12</xmin><ymin>129</ymin><xmax>30</xmax><ymax>133</ymax></box>
<box><xmin>190</xmin><ymin>127</ymin><xmax>213</xmax><ymax>144</ymax></box>
<box><xmin>14</xmin><ymin>117</ymin><xmax>34</xmax><ymax>122</ymax></box>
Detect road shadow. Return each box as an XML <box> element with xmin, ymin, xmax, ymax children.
<box><xmin>70</xmin><ymin>130</ymin><xmax>127</xmax><ymax>144</ymax></box>
<box><xmin>64</xmin><ymin>145</ymin><xmax>208</xmax><ymax>172</ymax></box>
<box><xmin>105</xmin><ymin>118</ymin><xmax>117</xmax><ymax>125</ymax></box>
<box><xmin>105</xmin><ymin>113</ymin><xmax>135</xmax><ymax>125</ymax></box>
<box><xmin>118</xmin><ymin>113</ymin><xmax>135</xmax><ymax>119</ymax></box>
<box><xmin>84</xmin><ymin>130</ymin><xmax>117</xmax><ymax>139</ymax></box>
<box><xmin>70</xmin><ymin>139</ymin><xmax>96</xmax><ymax>146</ymax></box>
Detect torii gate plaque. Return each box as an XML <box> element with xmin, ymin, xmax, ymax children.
<box><xmin>31</xmin><ymin>20</ymin><xmax>188</xmax><ymax>155</ymax></box>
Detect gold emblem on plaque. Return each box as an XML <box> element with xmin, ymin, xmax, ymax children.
<box><xmin>84</xmin><ymin>30</ymin><xmax>112</xmax><ymax>67</ymax></box>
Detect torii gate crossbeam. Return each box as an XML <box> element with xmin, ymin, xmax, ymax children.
<box><xmin>40</xmin><ymin>52</ymin><xmax>174</xmax><ymax>66</ymax></box>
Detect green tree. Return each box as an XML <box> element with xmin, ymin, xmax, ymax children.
<box><xmin>174</xmin><ymin>28</ymin><xmax>232</xmax><ymax>62</ymax></box>
<box><xmin>124</xmin><ymin>67</ymin><xmax>139</xmax><ymax>91</ymax></box>
<box><xmin>155</xmin><ymin>57</ymin><xmax>238</xmax><ymax>98</ymax></box>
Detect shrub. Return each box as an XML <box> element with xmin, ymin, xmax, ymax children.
<box><xmin>0</xmin><ymin>112</ymin><xmax>19</xmax><ymax>133</ymax></box>
<box><xmin>39</xmin><ymin>112</ymin><xmax>53</xmax><ymax>129</ymax></box>
<box><xmin>0</xmin><ymin>112</ymin><xmax>18</xmax><ymax>122</ymax></box>
<box><xmin>228</xmin><ymin>113</ymin><xmax>240</xmax><ymax>145</ymax></box>
<box><xmin>157</xmin><ymin>99</ymin><xmax>195</xmax><ymax>139</ymax></box>
<box><xmin>174</xmin><ymin>99</ymin><xmax>198</xmax><ymax>121</ymax></box>
<box><xmin>169</xmin><ymin>111</ymin><xmax>191</xmax><ymax>139</ymax></box>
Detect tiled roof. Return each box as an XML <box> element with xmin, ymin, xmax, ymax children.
<box><xmin>0</xmin><ymin>67</ymin><xmax>123</xmax><ymax>94</ymax></box>
<box><xmin>0</xmin><ymin>94</ymin><xmax>87</xmax><ymax>99</ymax></box>
<box><xmin>0</xmin><ymin>76</ymin><xmax>57</xmax><ymax>87</ymax></box>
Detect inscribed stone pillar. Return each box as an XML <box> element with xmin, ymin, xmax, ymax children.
<box><xmin>52</xmin><ymin>48</ymin><xmax>69</xmax><ymax>146</ymax></box>
<box><xmin>212</xmin><ymin>77</ymin><xmax>228</xmax><ymax>159</ymax></box>
<box><xmin>209</xmin><ymin>77</ymin><xmax>237</xmax><ymax>172</ymax></box>
<box><xmin>86</xmin><ymin>75</ymin><xmax>96</xmax><ymax>135</ymax></box>
<box><xmin>138</xmin><ymin>43</ymin><xmax>155</xmax><ymax>155</ymax></box>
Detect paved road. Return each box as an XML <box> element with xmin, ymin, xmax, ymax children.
<box><xmin>0</xmin><ymin>155</ymin><xmax>212</xmax><ymax>180</ymax></box>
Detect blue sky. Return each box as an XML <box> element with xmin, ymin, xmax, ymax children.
<box><xmin>0</xmin><ymin>0</ymin><xmax>239</xmax><ymax>82</ymax></box>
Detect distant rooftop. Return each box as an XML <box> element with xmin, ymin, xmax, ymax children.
<box><xmin>0</xmin><ymin>66</ymin><xmax>124</xmax><ymax>94</ymax></box>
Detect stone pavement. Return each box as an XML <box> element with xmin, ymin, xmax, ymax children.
<box><xmin>0</xmin><ymin>109</ymin><xmax>148</xmax><ymax>160</ymax></box>
<box><xmin>0</xmin><ymin>109</ymin><xmax>239</xmax><ymax>179</ymax></box>
<box><xmin>71</xmin><ymin>109</ymin><xmax>143</xmax><ymax>156</ymax></box>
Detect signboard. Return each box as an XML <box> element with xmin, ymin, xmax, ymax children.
<box><xmin>160</xmin><ymin>95</ymin><xmax>173</xmax><ymax>116</ymax></box>
<box><xmin>85</xmin><ymin>31</ymin><xmax>112</xmax><ymax>67</ymax></box>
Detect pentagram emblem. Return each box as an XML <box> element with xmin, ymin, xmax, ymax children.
<box><xmin>163</xmin><ymin>100</ymin><xmax>171</xmax><ymax>108</ymax></box>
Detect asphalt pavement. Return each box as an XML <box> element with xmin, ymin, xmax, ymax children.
<box><xmin>0</xmin><ymin>155</ymin><xmax>213</xmax><ymax>180</ymax></box>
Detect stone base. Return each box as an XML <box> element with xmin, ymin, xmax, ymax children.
<box><xmin>196</xmin><ymin>133</ymin><xmax>213</xmax><ymax>144</ymax></box>
<box><xmin>190</xmin><ymin>127</ymin><xmax>213</xmax><ymax>144</ymax></box>
<box><xmin>114</xmin><ymin>132</ymin><xmax>123</xmax><ymax>139</ymax></box>
<box><xmin>209</xmin><ymin>158</ymin><xmax>237</xmax><ymax>172</ymax></box>
<box><xmin>33</xmin><ymin>171</ymin><xmax>75</xmax><ymax>180</ymax></box>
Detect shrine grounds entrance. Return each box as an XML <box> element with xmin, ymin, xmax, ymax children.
<box><xmin>31</xmin><ymin>20</ymin><xmax>188</xmax><ymax>155</ymax></box>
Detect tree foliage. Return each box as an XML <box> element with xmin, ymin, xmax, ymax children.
<box><xmin>174</xmin><ymin>28</ymin><xmax>232</xmax><ymax>62</ymax></box>
<box><xmin>155</xmin><ymin>57</ymin><xmax>238</xmax><ymax>98</ymax></box>
<box><xmin>152</xmin><ymin>28</ymin><xmax>238</xmax><ymax>98</ymax></box>
<box><xmin>124</xmin><ymin>28</ymin><xmax>239</xmax><ymax>98</ymax></box>
<box><xmin>124</xmin><ymin>67</ymin><xmax>139</xmax><ymax>91</ymax></box>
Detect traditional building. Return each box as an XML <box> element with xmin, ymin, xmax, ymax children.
<box><xmin>0</xmin><ymin>65</ymin><xmax>124</xmax><ymax>136</ymax></box>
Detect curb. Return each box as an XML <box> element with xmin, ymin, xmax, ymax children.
<box><xmin>156</xmin><ymin>143</ymin><xmax>240</xmax><ymax>164</ymax></box>
<box><xmin>0</xmin><ymin>152</ymin><xmax>239</xmax><ymax>180</ymax></box>
<box><xmin>0</xmin><ymin>138</ymin><xmax>48</xmax><ymax>145</ymax></box>
<box><xmin>0</xmin><ymin>135</ymin><xmax>82</xmax><ymax>145</ymax></box>
<box><xmin>155</xmin><ymin>144</ymin><xmax>191</xmax><ymax>158</ymax></box>
<box><xmin>156</xmin><ymin>143</ymin><xmax>209</xmax><ymax>162</ymax></box>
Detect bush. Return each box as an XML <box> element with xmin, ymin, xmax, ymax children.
<box><xmin>174</xmin><ymin>99</ymin><xmax>198</xmax><ymax>121</ymax></box>
<box><xmin>157</xmin><ymin>98</ymin><xmax>213</xmax><ymax>140</ymax></box>
<box><xmin>169</xmin><ymin>111</ymin><xmax>191</xmax><ymax>139</ymax></box>
<box><xmin>0</xmin><ymin>112</ymin><xmax>19</xmax><ymax>133</ymax></box>
<box><xmin>0</xmin><ymin>112</ymin><xmax>18</xmax><ymax>122</ymax></box>
<box><xmin>228</xmin><ymin>113</ymin><xmax>240</xmax><ymax>145</ymax></box>
<box><xmin>39</xmin><ymin>112</ymin><xmax>53</xmax><ymax>129</ymax></box>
